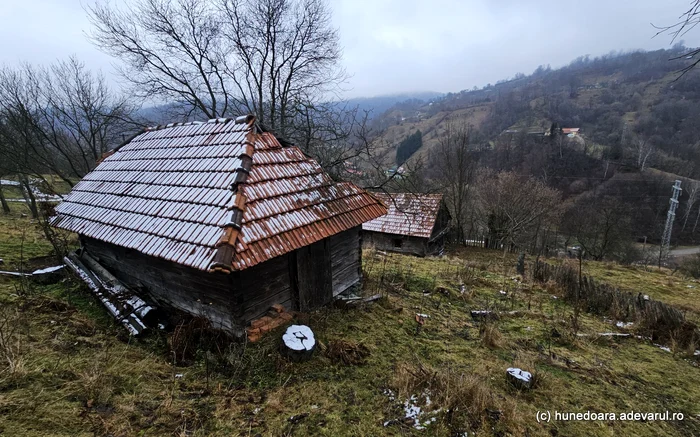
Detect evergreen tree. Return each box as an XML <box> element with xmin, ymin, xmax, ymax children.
<box><xmin>396</xmin><ymin>130</ymin><xmax>423</xmax><ymax>165</ymax></box>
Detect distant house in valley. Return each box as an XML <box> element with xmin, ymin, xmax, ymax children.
<box><xmin>362</xmin><ymin>192</ymin><xmax>451</xmax><ymax>256</ymax></box>
<box><xmin>51</xmin><ymin>115</ymin><xmax>387</xmax><ymax>337</ymax></box>
<box><xmin>501</xmin><ymin>128</ymin><xmax>547</xmax><ymax>137</ymax></box>
<box><xmin>386</xmin><ymin>165</ymin><xmax>407</xmax><ymax>178</ymax></box>
<box><xmin>561</xmin><ymin>128</ymin><xmax>580</xmax><ymax>136</ymax></box>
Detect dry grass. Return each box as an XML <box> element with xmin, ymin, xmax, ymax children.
<box><xmin>479</xmin><ymin>322</ymin><xmax>504</xmax><ymax>349</ymax></box>
<box><xmin>390</xmin><ymin>361</ymin><xmax>519</xmax><ymax>434</ymax></box>
<box><xmin>324</xmin><ymin>339</ymin><xmax>371</xmax><ymax>365</ymax></box>
<box><xmin>0</xmin><ymin>305</ymin><xmax>24</xmax><ymax>377</ymax></box>
<box><xmin>2</xmin><ymin>212</ymin><xmax>700</xmax><ymax>436</ymax></box>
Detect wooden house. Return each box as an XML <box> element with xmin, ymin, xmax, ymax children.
<box><xmin>561</xmin><ymin>128</ymin><xmax>580</xmax><ymax>136</ymax></box>
<box><xmin>362</xmin><ymin>193</ymin><xmax>450</xmax><ymax>256</ymax></box>
<box><xmin>51</xmin><ymin>115</ymin><xmax>386</xmax><ymax>337</ymax></box>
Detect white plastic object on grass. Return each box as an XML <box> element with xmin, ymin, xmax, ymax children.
<box><xmin>506</xmin><ymin>367</ymin><xmax>532</xmax><ymax>386</ymax></box>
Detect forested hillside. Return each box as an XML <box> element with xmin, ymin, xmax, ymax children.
<box><xmin>374</xmin><ymin>46</ymin><xmax>700</xmax><ymax>173</ymax></box>
<box><xmin>364</xmin><ymin>46</ymin><xmax>700</xmax><ymax>247</ymax></box>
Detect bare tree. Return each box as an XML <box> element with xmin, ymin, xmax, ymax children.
<box><xmin>475</xmin><ymin>170</ymin><xmax>562</xmax><ymax>252</ymax></box>
<box><xmin>432</xmin><ymin>122</ymin><xmax>477</xmax><ymax>244</ymax></box>
<box><xmin>220</xmin><ymin>0</ymin><xmax>345</xmax><ymax>138</ymax></box>
<box><xmin>0</xmin><ymin>181</ymin><xmax>10</xmax><ymax>214</ymax></box>
<box><xmin>87</xmin><ymin>0</ymin><xmax>230</xmax><ymax>119</ymax></box>
<box><xmin>0</xmin><ymin>60</ymin><xmax>134</xmax><ymax>187</ymax></box>
<box><xmin>45</xmin><ymin>58</ymin><xmax>135</xmax><ymax>168</ymax></box>
<box><xmin>561</xmin><ymin>195</ymin><xmax>633</xmax><ymax>261</ymax></box>
<box><xmin>682</xmin><ymin>181</ymin><xmax>700</xmax><ymax>232</ymax></box>
<box><xmin>87</xmin><ymin>0</ymin><xmax>345</xmax><ymax>135</ymax></box>
<box><xmin>632</xmin><ymin>135</ymin><xmax>654</xmax><ymax>171</ymax></box>
<box><xmin>654</xmin><ymin>1</ymin><xmax>700</xmax><ymax>74</ymax></box>
<box><xmin>292</xmin><ymin>104</ymin><xmax>370</xmax><ymax>179</ymax></box>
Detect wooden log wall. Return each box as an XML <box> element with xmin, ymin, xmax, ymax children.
<box><xmin>83</xmin><ymin>228</ymin><xmax>366</xmax><ymax>333</ymax></box>
<box><xmin>295</xmin><ymin>239</ymin><xmax>333</xmax><ymax>311</ymax></box>
<box><xmin>237</xmin><ymin>254</ymin><xmax>293</xmax><ymax>323</ymax></box>
<box><xmin>362</xmin><ymin>231</ymin><xmax>428</xmax><ymax>257</ymax></box>
<box><xmin>329</xmin><ymin>226</ymin><xmax>362</xmax><ymax>296</ymax></box>
<box><xmin>82</xmin><ymin>237</ymin><xmax>241</xmax><ymax>334</ymax></box>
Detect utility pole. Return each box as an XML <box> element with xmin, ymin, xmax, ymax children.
<box><xmin>659</xmin><ymin>180</ymin><xmax>682</xmax><ymax>267</ymax></box>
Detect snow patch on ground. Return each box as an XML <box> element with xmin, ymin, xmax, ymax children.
<box><xmin>32</xmin><ymin>265</ymin><xmax>64</xmax><ymax>275</ymax></box>
<box><xmin>1</xmin><ymin>178</ymin><xmax>62</xmax><ymax>203</ymax></box>
<box><xmin>382</xmin><ymin>389</ymin><xmax>442</xmax><ymax>430</ymax></box>
<box><xmin>382</xmin><ymin>388</ymin><xmax>396</xmax><ymax>402</ymax></box>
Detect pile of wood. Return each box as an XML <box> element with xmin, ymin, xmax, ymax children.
<box><xmin>64</xmin><ymin>251</ymin><xmax>158</xmax><ymax>336</ymax></box>
<box><xmin>246</xmin><ymin>304</ymin><xmax>295</xmax><ymax>342</ymax></box>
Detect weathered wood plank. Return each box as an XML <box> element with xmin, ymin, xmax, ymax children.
<box><xmin>82</xmin><ymin>238</ymin><xmax>240</xmax><ymax>333</ymax></box>
<box><xmin>329</xmin><ymin>227</ymin><xmax>362</xmax><ymax>296</ymax></box>
<box><xmin>241</xmin><ymin>290</ymin><xmax>293</xmax><ymax>323</ymax></box>
<box><xmin>296</xmin><ymin>239</ymin><xmax>332</xmax><ymax>311</ymax></box>
<box><xmin>362</xmin><ymin>231</ymin><xmax>428</xmax><ymax>257</ymax></box>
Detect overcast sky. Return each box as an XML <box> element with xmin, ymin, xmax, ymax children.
<box><xmin>1</xmin><ymin>0</ymin><xmax>698</xmax><ymax>98</ymax></box>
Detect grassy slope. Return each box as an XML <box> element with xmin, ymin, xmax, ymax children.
<box><xmin>0</xmin><ymin>205</ymin><xmax>55</xmax><ymax>268</ymax></box>
<box><xmin>580</xmin><ymin>260</ymin><xmax>700</xmax><ymax>321</ymax></box>
<box><xmin>0</xmin><ymin>211</ymin><xmax>699</xmax><ymax>436</ymax></box>
<box><xmin>373</xmin><ymin>69</ymin><xmax>682</xmax><ymax>171</ymax></box>
<box><xmin>375</xmin><ymin>105</ymin><xmax>492</xmax><ymax>166</ymax></box>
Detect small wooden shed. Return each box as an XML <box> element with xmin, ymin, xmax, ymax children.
<box><xmin>362</xmin><ymin>193</ymin><xmax>450</xmax><ymax>256</ymax></box>
<box><xmin>51</xmin><ymin>116</ymin><xmax>386</xmax><ymax>336</ymax></box>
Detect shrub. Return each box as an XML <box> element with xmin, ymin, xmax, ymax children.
<box><xmin>679</xmin><ymin>253</ymin><xmax>700</xmax><ymax>278</ymax></box>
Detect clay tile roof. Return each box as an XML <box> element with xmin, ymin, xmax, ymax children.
<box><xmin>362</xmin><ymin>192</ymin><xmax>443</xmax><ymax>239</ymax></box>
<box><xmin>50</xmin><ymin>116</ymin><xmax>386</xmax><ymax>272</ymax></box>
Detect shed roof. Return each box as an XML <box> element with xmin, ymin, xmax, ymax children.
<box><xmin>51</xmin><ymin>116</ymin><xmax>386</xmax><ymax>273</ymax></box>
<box><xmin>362</xmin><ymin>192</ymin><xmax>443</xmax><ymax>239</ymax></box>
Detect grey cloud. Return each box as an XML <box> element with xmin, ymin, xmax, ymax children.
<box><xmin>1</xmin><ymin>0</ymin><xmax>697</xmax><ymax>99</ymax></box>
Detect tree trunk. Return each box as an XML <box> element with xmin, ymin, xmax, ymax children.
<box><xmin>19</xmin><ymin>176</ymin><xmax>38</xmax><ymax>219</ymax></box>
<box><xmin>0</xmin><ymin>182</ymin><xmax>10</xmax><ymax>214</ymax></box>
<box><xmin>280</xmin><ymin>325</ymin><xmax>316</xmax><ymax>362</ymax></box>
